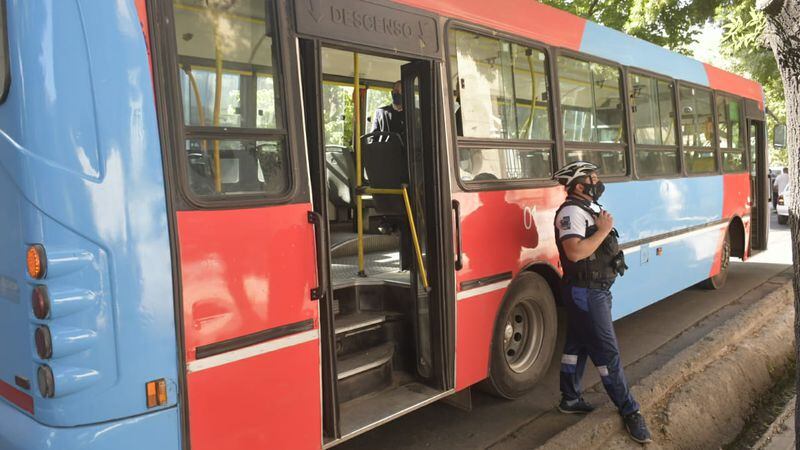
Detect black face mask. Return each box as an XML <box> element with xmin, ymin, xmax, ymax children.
<box><xmin>392</xmin><ymin>91</ymin><xmax>403</xmax><ymax>106</ymax></box>
<box><xmin>581</xmin><ymin>180</ymin><xmax>605</xmax><ymax>201</ymax></box>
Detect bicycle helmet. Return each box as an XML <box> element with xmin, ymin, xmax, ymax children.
<box><xmin>553</xmin><ymin>161</ymin><xmax>598</xmax><ymax>187</ymax></box>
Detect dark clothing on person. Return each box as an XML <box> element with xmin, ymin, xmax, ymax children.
<box><xmin>554</xmin><ymin>195</ymin><xmax>639</xmax><ymax>417</ymax></box>
<box><xmin>372</xmin><ymin>105</ymin><xmax>405</xmax><ymax>136</ymax></box>
<box><xmin>559</xmin><ymin>285</ymin><xmax>640</xmax><ymax>416</ymax></box>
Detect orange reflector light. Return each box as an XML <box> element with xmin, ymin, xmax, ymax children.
<box><xmin>27</xmin><ymin>245</ymin><xmax>46</xmax><ymax>279</ymax></box>
<box><xmin>146</xmin><ymin>379</ymin><xmax>167</xmax><ymax>408</ymax></box>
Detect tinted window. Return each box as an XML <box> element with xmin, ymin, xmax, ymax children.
<box><xmin>558</xmin><ymin>57</ymin><xmax>624</xmax><ymax>144</ymax></box>
<box><xmin>173</xmin><ymin>0</ymin><xmax>289</xmax><ymax>199</ymax></box>
<box><xmin>680</xmin><ymin>86</ymin><xmax>716</xmax><ymax>174</ymax></box>
<box><xmin>629</xmin><ymin>75</ymin><xmax>676</xmax><ymax>146</ymax></box>
<box><xmin>449</xmin><ymin>30</ymin><xmax>551</xmax><ymax>141</ymax></box>
<box><xmin>459</xmin><ymin>147</ymin><xmax>552</xmax><ymax>181</ymax></box>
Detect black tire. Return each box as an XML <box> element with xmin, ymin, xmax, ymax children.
<box><xmin>701</xmin><ymin>230</ymin><xmax>730</xmax><ymax>290</ymax></box>
<box><xmin>778</xmin><ymin>214</ymin><xmax>788</xmax><ymax>225</ymax></box>
<box><xmin>483</xmin><ymin>272</ymin><xmax>557</xmax><ymax>399</ymax></box>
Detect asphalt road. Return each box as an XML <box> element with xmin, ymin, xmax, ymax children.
<box><xmin>339</xmin><ymin>212</ymin><xmax>792</xmax><ymax>450</ymax></box>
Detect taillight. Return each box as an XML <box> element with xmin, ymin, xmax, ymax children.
<box><xmin>31</xmin><ymin>285</ymin><xmax>50</xmax><ymax>320</ymax></box>
<box><xmin>34</xmin><ymin>326</ymin><xmax>52</xmax><ymax>359</ymax></box>
<box><xmin>37</xmin><ymin>365</ymin><xmax>55</xmax><ymax>398</ymax></box>
<box><xmin>778</xmin><ymin>195</ymin><xmax>784</xmax><ymax>205</ymax></box>
<box><xmin>26</xmin><ymin>245</ymin><xmax>46</xmax><ymax>279</ymax></box>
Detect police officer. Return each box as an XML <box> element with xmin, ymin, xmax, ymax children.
<box><xmin>552</xmin><ymin>161</ymin><xmax>652</xmax><ymax>444</ymax></box>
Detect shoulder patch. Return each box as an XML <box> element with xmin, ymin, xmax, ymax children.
<box><xmin>560</xmin><ymin>215</ymin><xmax>571</xmax><ymax>230</ymax></box>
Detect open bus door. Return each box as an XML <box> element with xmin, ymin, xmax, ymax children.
<box><xmin>747</xmin><ymin>118</ymin><xmax>768</xmax><ymax>251</ymax></box>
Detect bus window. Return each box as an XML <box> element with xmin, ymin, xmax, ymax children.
<box><xmin>679</xmin><ymin>86</ymin><xmax>716</xmax><ymax>174</ymax></box>
<box><xmin>458</xmin><ymin>147</ymin><xmax>552</xmax><ymax>181</ymax></box>
<box><xmin>558</xmin><ymin>56</ymin><xmax>626</xmax><ymax>176</ymax></box>
<box><xmin>717</xmin><ymin>96</ymin><xmax>745</xmax><ymax>172</ymax></box>
<box><xmin>172</xmin><ymin>0</ymin><xmax>289</xmax><ymax>199</ymax></box>
<box><xmin>629</xmin><ymin>74</ymin><xmax>679</xmax><ymax>177</ymax></box>
<box><xmin>448</xmin><ymin>29</ymin><xmax>551</xmax><ymax>141</ymax></box>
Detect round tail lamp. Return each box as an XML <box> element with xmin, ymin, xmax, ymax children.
<box><xmin>31</xmin><ymin>285</ymin><xmax>50</xmax><ymax>320</ymax></box>
<box><xmin>34</xmin><ymin>326</ymin><xmax>53</xmax><ymax>360</ymax></box>
<box><xmin>26</xmin><ymin>245</ymin><xmax>47</xmax><ymax>279</ymax></box>
<box><xmin>37</xmin><ymin>365</ymin><xmax>55</xmax><ymax>398</ymax></box>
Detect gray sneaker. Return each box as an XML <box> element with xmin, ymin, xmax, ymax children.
<box><xmin>623</xmin><ymin>411</ymin><xmax>652</xmax><ymax>444</ymax></box>
<box><xmin>557</xmin><ymin>397</ymin><xmax>595</xmax><ymax>414</ymax></box>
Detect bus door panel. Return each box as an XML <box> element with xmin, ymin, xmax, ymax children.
<box><xmin>176</xmin><ymin>204</ymin><xmax>322</xmax><ymax>450</ymax></box>
<box><xmin>747</xmin><ymin>120</ymin><xmax>768</xmax><ymax>251</ymax></box>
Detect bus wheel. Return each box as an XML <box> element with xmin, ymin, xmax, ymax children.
<box><xmin>484</xmin><ymin>272</ymin><xmax>557</xmax><ymax>399</ymax></box>
<box><xmin>701</xmin><ymin>230</ymin><xmax>730</xmax><ymax>290</ymax></box>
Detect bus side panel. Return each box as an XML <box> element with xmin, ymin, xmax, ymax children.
<box><xmin>455</xmin><ymin>291</ymin><xmax>505</xmax><ymax>390</ymax></box>
<box><xmin>720</xmin><ymin>172</ymin><xmax>752</xmax><ymax>263</ymax></box>
<box><xmin>451</xmin><ymin>188</ymin><xmax>563</xmax><ymax>390</ymax></box>
<box><xmin>0</xmin><ymin>0</ymin><xmax>180</xmax><ymax>432</ymax></box>
<box><xmin>176</xmin><ymin>204</ymin><xmax>321</xmax><ymax>449</ymax></box>
<box><xmin>187</xmin><ymin>340</ymin><xmax>321</xmax><ymax>450</ymax></box>
<box><xmin>0</xmin><ymin>399</ymin><xmax>181</xmax><ymax>450</ymax></box>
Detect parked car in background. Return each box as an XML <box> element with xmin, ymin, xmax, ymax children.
<box><xmin>777</xmin><ymin>185</ymin><xmax>790</xmax><ymax>224</ymax></box>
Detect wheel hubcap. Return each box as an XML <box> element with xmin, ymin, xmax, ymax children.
<box><xmin>503</xmin><ymin>301</ymin><xmax>545</xmax><ymax>374</ymax></box>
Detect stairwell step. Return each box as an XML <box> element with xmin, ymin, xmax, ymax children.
<box><xmin>337</xmin><ymin>342</ymin><xmax>394</xmax><ymax>380</ymax></box>
<box><xmin>334</xmin><ymin>311</ymin><xmax>387</xmax><ymax>335</ymax></box>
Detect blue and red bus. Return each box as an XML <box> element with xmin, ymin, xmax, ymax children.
<box><xmin>0</xmin><ymin>0</ymin><xmax>769</xmax><ymax>449</ymax></box>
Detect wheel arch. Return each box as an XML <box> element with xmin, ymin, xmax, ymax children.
<box><xmin>728</xmin><ymin>215</ymin><xmax>746</xmax><ymax>259</ymax></box>
<box><xmin>520</xmin><ymin>261</ymin><xmax>563</xmax><ymax>306</ymax></box>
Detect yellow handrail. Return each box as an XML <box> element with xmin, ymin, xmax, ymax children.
<box><xmin>212</xmin><ymin>14</ymin><xmax>223</xmax><ymax>193</ymax></box>
<box><xmin>354</xmin><ymin>53</ymin><xmax>366</xmax><ymax>277</ymax></box>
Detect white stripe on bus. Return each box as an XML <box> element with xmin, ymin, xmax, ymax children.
<box><xmin>186</xmin><ymin>329</ymin><xmax>319</xmax><ymax>373</ymax></box>
<box><xmin>456</xmin><ymin>280</ymin><xmax>511</xmax><ymax>301</ymax></box>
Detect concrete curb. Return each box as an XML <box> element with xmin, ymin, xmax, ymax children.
<box><xmin>535</xmin><ymin>277</ymin><xmax>794</xmax><ymax>449</ymax></box>
<box><xmin>753</xmin><ymin>396</ymin><xmax>795</xmax><ymax>450</ymax></box>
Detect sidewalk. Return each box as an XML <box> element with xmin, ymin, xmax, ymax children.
<box><xmin>755</xmin><ymin>397</ymin><xmax>795</xmax><ymax>450</ymax></box>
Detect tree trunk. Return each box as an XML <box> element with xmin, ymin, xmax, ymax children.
<box><xmin>758</xmin><ymin>0</ymin><xmax>800</xmax><ymax>445</ymax></box>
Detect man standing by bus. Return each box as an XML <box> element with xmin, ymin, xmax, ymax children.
<box><xmin>552</xmin><ymin>161</ymin><xmax>652</xmax><ymax>444</ymax></box>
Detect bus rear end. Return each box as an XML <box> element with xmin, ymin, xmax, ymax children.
<box><xmin>0</xmin><ymin>1</ymin><xmax>182</xmax><ymax>448</ymax></box>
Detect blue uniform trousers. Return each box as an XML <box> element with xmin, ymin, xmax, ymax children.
<box><xmin>559</xmin><ymin>285</ymin><xmax>639</xmax><ymax>416</ymax></box>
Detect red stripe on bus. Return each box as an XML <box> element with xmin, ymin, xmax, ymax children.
<box><xmin>393</xmin><ymin>0</ymin><xmax>587</xmax><ymax>51</ymax></box>
<box><xmin>0</xmin><ymin>379</ymin><xmax>33</xmax><ymax>414</ymax></box>
<box><xmin>704</xmin><ymin>64</ymin><xmax>764</xmax><ymax>110</ymax></box>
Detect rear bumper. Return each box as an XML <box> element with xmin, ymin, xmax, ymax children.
<box><xmin>0</xmin><ymin>399</ymin><xmax>182</xmax><ymax>450</ymax></box>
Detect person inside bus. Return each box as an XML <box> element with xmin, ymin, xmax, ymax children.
<box><xmin>371</xmin><ymin>80</ymin><xmax>405</xmax><ymax>139</ymax></box>
<box><xmin>370</xmin><ymin>80</ymin><xmax>411</xmax><ymax>270</ymax></box>
<box><xmin>552</xmin><ymin>161</ymin><xmax>652</xmax><ymax>444</ymax></box>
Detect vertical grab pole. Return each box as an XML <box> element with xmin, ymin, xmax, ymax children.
<box><xmin>212</xmin><ymin>15</ymin><xmax>223</xmax><ymax>193</ymax></box>
<box><xmin>402</xmin><ymin>185</ymin><xmax>429</xmax><ymax>290</ymax></box>
<box><xmin>354</xmin><ymin>53</ymin><xmax>366</xmax><ymax>276</ymax></box>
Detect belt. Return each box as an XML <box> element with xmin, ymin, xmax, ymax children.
<box><xmin>565</xmin><ymin>277</ymin><xmax>614</xmax><ymax>290</ymax></box>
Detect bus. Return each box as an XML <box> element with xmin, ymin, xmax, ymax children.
<box><xmin>0</xmin><ymin>0</ymin><xmax>769</xmax><ymax>449</ymax></box>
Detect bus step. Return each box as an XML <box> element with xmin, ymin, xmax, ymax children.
<box><xmin>335</xmin><ymin>311</ymin><xmax>387</xmax><ymax>335</ymax></box>
<box><xmin>337</xmin><ymin>342</ymin><xmax>394</xmax><ymax>403</ymax></box>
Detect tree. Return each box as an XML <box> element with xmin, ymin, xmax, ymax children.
<box><xmin>541</xmin><ymin>0</ymin><xmax>724</xmax><ymax>53</ymax></box>
<box><xmin>718</xmin><ymin>0</ymin><xmax>787</xmax><ymax>165</ymax></box>
<box><xmin>756</xmin><ymin>0</ymin><xmax>800</xmax><ymax>438</ymax></box>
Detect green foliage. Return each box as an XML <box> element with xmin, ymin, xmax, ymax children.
<box><xmin>541</xmin><ymin>0</ymin><xmax>724</xmax><ymax>53</ymax></box>
<box><xmin>542</xmin><ymin>0</ymin><xmax>786</xmax><ymax>164</ymax></box>
<box><xmin>717</xmin><ymin>0</ymin><xmax>786</xmax><ymax>164</ymax></box>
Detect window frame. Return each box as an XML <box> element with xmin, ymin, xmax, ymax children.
<box><xmin>715</xmin><ymin>93</ymin><xmax>747</xmax><ymax>174</ymax></box>
<box><xmin>676</xmin><ymin>81</ymin><xmax>719</xmax><ymax>177</ymax></box>
<box><xmin>445</xmin><ymin>22</ymin><xmax>559</xmax><ymax>192</ymax></box>
<box><xmin>157</xmin><ymin>0</ymin><xmax>304</xmax><ymax>209</ymax></box>
<box><xmin>0</xmin><ymin>0</ymin><xmax>9</xmax><ymax>104</ymax></box>
<box><xmin>553</xmin><ymin>48</ymin><xmax>631</xmax><ymax>182</ymax></box>
<box><xmin>626</xmin><ymin>68</ymin><xmax>682</xmax><ymax>179</ymax></box>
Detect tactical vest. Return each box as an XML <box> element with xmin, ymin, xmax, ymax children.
<box><xmin>554</xmin><ymin>197</ymin><xmax>621</xmax><ymax>288</ymax></box>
